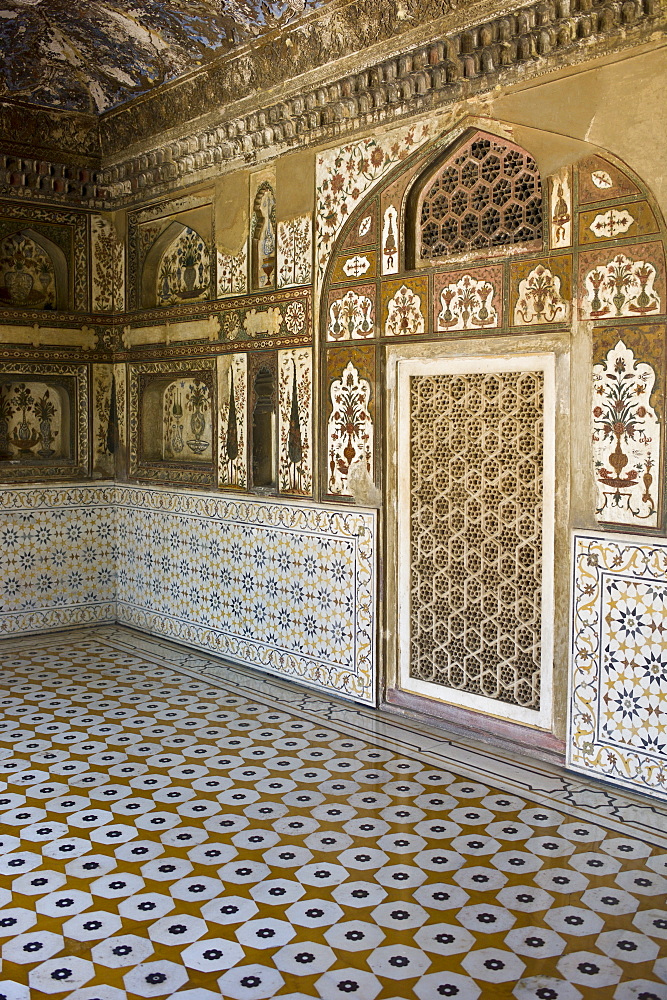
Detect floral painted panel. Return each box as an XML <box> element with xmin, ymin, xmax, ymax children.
<box><xmin>0</xmin><ymin>231</ymin><xmax>57</xmax><ymax>309</ymax></box>
<box><xmin>217</xmin><ymin>246</ymin><xmax>248</xmax><ymax>297</ymax></box>
<box><xmin>115</xmin><ymin>486</ymin><xmax>376</xmax><ymax>703</ymax></box>
<box><xmin>0</xmin><ymin>363</ymin><xmax>88</xmax><ymax>481</ymax></box>
<box><xmin>341</xmin><ymin>201</ymin><xmax>378</xmax><ymax>250</ymax></box>
<box><xmin>157</xmin><ymin>227</ymin><xmax>211</xmax><ymax>305</ymax></box>
<box><xmin>163</xmin><ymin>378</ymin><xmax>213</xmax><ymax>462</ymax></box>
<box><xmin>512</xmin><ymin>257</ymin><xmax>571</xmax><ymax>326</ymax></box>
<box><xmin>381</xmin><ymin>204</ymin><xmax>399</xmax><ymax>275</ymax></box>
<box><xmin>91</xmin><ymin>214</ymin><xmax>124</xmax><ymax>312</ymax></box>
<box><xmin>592</xmin><ymin>339</ymin><xmax>660</xmax><ymax>527</ymax></box>
<box><xmin>579</xmin><ymin>202</ymin><xmax>659</xmax><ymax>245</ymax></box>
<box><xmin>579</xmin><ymin>244</ymin><xmax>664</xmax><ymax>320</ymax></box>
<box><xmin>316</xmin><ymin>120</ymin><xmax>432</xmax><ymax>285</ymax></box>
<box><xmin>327</xmin><ymin>285</ymin><xmax>375</xmax><ymax>341</ymax></box>
<box><xmin>218</xmin><ymin>353</ymin><xmax>247</xmax><ymax>491</ymax></box>
<box><xmin>0</xmin><ymin>484</ymin><xmax>117</xmax><ymax>636</ymax></box>
<box><xmin>93</xmin><ymin>364</ymin><xmax>114</xmax><ymax>477</ymax></box>
<box><xmin>114</xmin><ymin>361</ymin><xmax>127</xmax><ymax>449</ymax></box>
<box><xmin>434</xmin><ymin>267</ymin><xmax>501</xmax><ymax>332</ymax></box>
<box><xmin>577</xmin><ymin>155</ymin><xmax>639</xmax><ymax>205</ymax></box>
<box><xmin>326</xmin><ymin>351</ymin><xmax>374</xmax><ymax>497</ymax></box>
<box><xmin>549</xmin><ymin>167</ymin><xmax>572</xmax><ymax>250</ymax></box>
<box><xmin>570</xmin><ymin>531</ymin><xmax>667</xmax><ymax>799</ymax></box>
<box><xmin>277</xmin><ymin>215</ymin><xmax>312</xmax><ymax>288</ymax></box>
<box><xmin>383</xmin><ymin>278</ymin><xmax>427</xmax><ymax>337</ymax></box>
<box><xmin>278</xmin><ymin>347</ymin><xmax>312</xmax><ymax>496</ymax></box>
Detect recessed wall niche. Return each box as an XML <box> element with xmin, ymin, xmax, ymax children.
<box><xmin>0</xmin><ymin>228</ymin><xmax>68</xmax><ymax>310</ymax></box>
<box><xmin>0</xmin><ymin>363</ymin><xmax>89</xmax><ymax>481</ymax></box>
<box><xmin>129</xmin><ymin>359</ymin><xmax>216</xmax><ymax>487</ymax></box>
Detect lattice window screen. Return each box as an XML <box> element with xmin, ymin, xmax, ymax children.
<box><xmin>416</xmin><ymin>133</ymin><xmax>542</xmax><ymax>260</ymax></box>
<box><xmin>407</xmin><ymin>368</ymin><xmax>545</xmax><ymax>709</ymax></box>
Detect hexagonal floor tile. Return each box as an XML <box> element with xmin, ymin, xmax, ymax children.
<box><xmin>179</xmin><ymin>938</ymin><xmax>244</xmax><ymax>972</ymax></box>
<box><xmin>461</xmin><ymin>947</ymin><xmax>526</xmax><ymax>983</ymax></box>
<box><xmin>314</xmin><ymin>968</ymin><xmax>381</xmax><ymax>1000</ymax></box>
<box><xmin>2</xmin><ymin>929</ymin><xmax>64</xmax><ymax>965</ymax></box>
<box><xmin>273</xmin><ymin>941</ymin><xmax>336</xmax><ymax>975</ymax></box>
<box><xmin>234</xmin><ymin>917</ymin><xmax>295</xmax><ymax>949</ymax></box>
<box><xmin>123</xmin><ymin>961</ymin><xmax>188</xmax><ymax>997</ymax></box>
<box><xmin>147</xmin><ymin>913</ymin><xmax>208</xmax><ymax>945</ymax></box>
<box><xmin>414</xmin><ymin>971</ymin><xmax>481</xmax><ymax>1000</ymax></box>
<box><xmin>367</xmin><ymin>944</ymin><xmax>432</xmax><ymax>979</ymax></box>
<box><xmin>556</xmin><ymin>951</ymin><xmax>622</xmax><ymax>989</ymax></box>
<box><xmin>91</xmin><ymin>934</ymin><xmax>155</xmax><ymax>968</ymax></box>
<box><xmin>29</xmin><ymin>956</ymin><xmax>95</xmax><ymax>995</ymax></box>
<box><xmin>216</xmin><ymin>964</ymin><xmax>285</xmax><ymax>1000</ymax></box>
<box><xmin>324</xmin><ymin>920</ymin><xmax>385</xmax><ymax>953</ymax></box>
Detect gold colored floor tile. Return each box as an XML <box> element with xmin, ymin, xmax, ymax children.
<box><xmin>0</xmin><ymin>631</ymin><xmax>665</xmax><ymax>1000</ymax></box>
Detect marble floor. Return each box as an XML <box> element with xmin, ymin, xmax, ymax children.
<box><xmin>0</xmin><ymin>627</ymin><xmax>665</xmax><ymax>1000</ymax></box>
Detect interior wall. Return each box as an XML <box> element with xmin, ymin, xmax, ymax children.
<box><xmin>0</xmin><ymin>34</ymin><xmax>666</xmax><ymax>801</ymax></box>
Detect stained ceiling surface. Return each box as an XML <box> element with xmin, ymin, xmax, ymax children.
<box><xmin>0</xmin><ymin>0</ymin><xmax>325</xmax><ymax>114</ymax></box>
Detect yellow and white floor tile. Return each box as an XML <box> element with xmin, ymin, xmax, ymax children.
<box><xmin>0</xmin><ymin>627</ymin><xmax>665</xmax><ymax>1000</ymax></box>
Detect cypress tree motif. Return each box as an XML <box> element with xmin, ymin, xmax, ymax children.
<box><xmin>225</xmin><ymin>367</ymin><xmax>239</xmax><ymax>471</ymax></box>
<box><xmin>287</xmin><ymin>359</ymin><xmax>303</xmax><ymax>490</ymax></box>
<box><xmin>106</xmin><ymin>375</ymin><xmax>117</xmax><ymax>455</ymax></box>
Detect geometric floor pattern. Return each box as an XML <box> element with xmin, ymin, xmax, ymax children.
<box><xmin>0</xmin><ymin>631</ymin><xmax>666</xmax><ymax>1000</ymax></box>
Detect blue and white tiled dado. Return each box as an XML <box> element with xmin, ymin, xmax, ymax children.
<box><xmin>570</xmin><ymin>531</ymin><xmax>667</xmax><ymax>801</ymax></box>
<box><xmin>0</xmin><ymin>485</ymin><xmax>376</xmax><ymax>705</ymax></box>
<box><xmin>0</xmin><ymin>485</ymin><xmax>117</xmax><ymax>634</ymax></box>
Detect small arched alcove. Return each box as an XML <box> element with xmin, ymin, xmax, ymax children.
<box><xmin>141</xmin><ymin>222</ymin><xmax>211</xmax><ymax>308</ymax></box>
<box><xmin>0</xmin><ymin>228</ymin><xmax>68</xmax><ymax>310</ymax></box>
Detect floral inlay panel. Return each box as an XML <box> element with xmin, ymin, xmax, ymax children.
<box><xmin>277</xmin><ymin>215</ymin><xmax>312</xmax><ymax>288</ymax></box>
<box><xmin>163</xmin><ymin>378</ymin><xmax>213</xmax><ymax>462</ymax></box>
<box><xmin>592</xmin><ymin>339</ymin><xmax>661</xmax><ymax>527</ymax></box>
<box><xmin>218</xmin><ymin>288</ymin><xmax>311</xmax><ymax>348</ymax></box>
<box><xmin>0</xmin><ymin>232</ymin><xmax>56</xmax><ymax>309</ymax></box>
<box><xmin>278</xmin><ymin>347</ymin><xmax>312</xmax><ymax>496</ymax></box>
<box><xmin>0</xmin><ymin>362</ymin><xmax>88</xmax><ymax>481</ymax></box>
<box><xmin>157</xmin><ymin>227</ymin><xmax>211</xmax><ymax>305</ymax></box>
<box><xmin>434</xmin><ymin>267</ymin><xmax>501</xmax><ymax>332</ymax></box>
<box><xmin>316</xmin><ymin>121</ymin><xmax>431</xmax><ymax>285</ymax></box>
<box><xmin>91</xmin><ymin>215</ymin><xmax>124</xmax><ymax>313</ymax></box>
<box><xmin>580</xmin><ymin>244</ymin><xmax>664</xmax><ymax>320</ymax></box>
<box><xmin>570</xmin><ymin>531</ymin><xmax>667</xmax><ymax>799</ymax></box>
<box><xmin>549</xmin><ymin>167</ymin><xmax>572</xmax><ymax>249</ymax></box>
<box><xmin>383</xmin><ymin>279</ymin><xmax>427</xmax><ymax>337</ymax></box>
<box><xmin>577</xmin><ymin>155</ymin><xmax>639</xmax><ymax>204</ymax></box>
<box><xmin>217</xmin><ymin>246</ymin><xmax>248</xmax><ymax>298</ymax></box>
<box><xmin>327</xmin><ymin>286</ymin><xmax>375</xmax><ymax>341</ymax></box>
<box><xmin>218</xmin><ymin>353</ymin><xmax>247</xmax><ymax>491</ymax></box>
<box><xmin>512</xmin><ymin>258</ymin><xmax>571</xmax><ymax>326</ymax></box>
<box><xmin>115</xmin><ymin>486</ymin><xmax>376</xmax><ymax>703</ymax></box>
<box><xmin>326</xmin><ymin>353</ymin><xmax>374</xmax><ymax>497</ymax></box>
<box><xmin>381</xmin><ymin>204</ymin><xmax>399</xmax><ymax>275</ymax></box>
<box><xmin>579</xmin><ymin>202</ymin><xmax>659</xmax><ymax>245</ymax></box>
<box><xmin>129</xmin><ymin>359</ymin><xmax>216</xmax><ymax>488</ymax></box>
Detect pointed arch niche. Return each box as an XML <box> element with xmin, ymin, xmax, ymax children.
<box><xmin>250</xmin><ymin>182</ymin><xmax>276</xmax><ymax>290</ymax></box>
<box><xmin>141</xmin><ymin>221</ymin><xmax>211</xmax><ymax>308</ymax></box>
<box><xmin>0</xmin><ymin>228</ymin><xmax>68</xmax><ymax>310</ymax></box>
<box><xmin>320</xmin><ymin>121</ymin><xmax>667</xmax><ymax>753</ymax></box>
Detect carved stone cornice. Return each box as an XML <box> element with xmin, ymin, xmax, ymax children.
<box><xmin>99</xmin><ymin>0</ymin><xmax>664</xmax><ymax>206</ymax></box>
<box><xmin>0</xmin><ymin>0</ymin><xmax>662</xmax><ymax>210</ymax></box>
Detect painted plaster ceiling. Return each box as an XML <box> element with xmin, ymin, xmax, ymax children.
<box><xmin>0</xmin><ymin>0</ymin><xmax>326</xmax><ymax>114</ymax></box>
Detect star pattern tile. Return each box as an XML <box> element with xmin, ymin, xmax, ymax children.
<box><xmin>0</xmin><ymin>628</ymin><xmax>665</xmax><ymax>1000</ymax></box>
